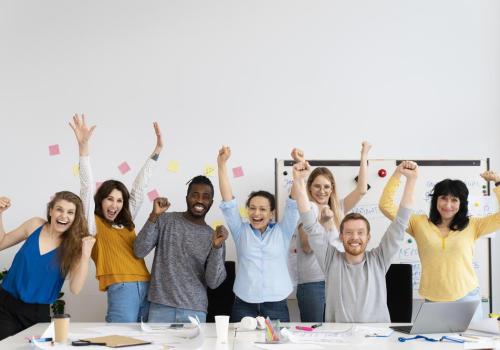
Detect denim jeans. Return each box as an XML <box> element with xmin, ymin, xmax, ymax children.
<box><xmin>296</xmin><ymin>281</ymin><xmax>325</xmax><ymax>322</ymax></box>
<box><xmin>148</xmin><ymin>302</ymin><xmax>207</xmax><ymax>323</ymax></box>
<box><xmin>106</xmin><ymin>281</ymin><xmax>150</xmax><ymax>323</ymax></box>
<box><xmin>231</xmin><ymin>296</ymin><xmax>290</xmax><ymax>323</ymax></box>
<box><xmin>425</xmin><ymin>287</ymin><xmax>482</xmax><ymax>321</ymax></box>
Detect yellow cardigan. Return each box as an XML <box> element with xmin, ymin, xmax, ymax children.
<box><xmin>379</xmin><ymin>176</ymin><xmax>500</xmax><ymax>301</ymax></box>
<box><xmin>92</xmin><ymin>216</ymin><xmax>150</xmax><ymax>291</ymax></box>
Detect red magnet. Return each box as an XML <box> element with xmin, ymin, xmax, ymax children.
<box><xmin>378</xmin><ymin>169</ymin><xmax>387</xmax><ymax>177</ymax></box>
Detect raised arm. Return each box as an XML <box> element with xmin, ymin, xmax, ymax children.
<box><xmin>134</xmin><ymin>197</ymin><xmax>170</xmax><ymax>258</ymax></box>
<box><xmin>0</xmin><ymin>199</ymin><xmax>44</xmax><ymax>250</ymax></box>
<box><xmin>69</xmin><ymin>235</ymin><xmax>96</xmax><ymax>294</ymax></box>
<box><xmin>205</xmin><ymin>225</ymin><xmax>228</xmax><ymax>289</ymax></box>
<box><xmin>217</xmin><ymin>146</ymin><xmax>233</xmax><ymax>201</ymax></box>
<box><xmin>129</xmin><ymin>122</ymin><xmax>164</xmax><ymax>218</ymax></box>
<box><xmin>473</xmin><ymin>171</ymin><xmax>500</xmax><ymax>238</ymax></box>
<box><xmin>69</xmin><ymin>114</ymin><xmax>97</xmax><ymax>235</ymax></box>
<box><xmin>374</xmin><ymin>161</ymin><xmax>417</xmax><ymax>268</ymax></box>
<box><xmin>343</xmin><ymin>141</ymin><xmax>371</xmax><ymax>212</ymax></box>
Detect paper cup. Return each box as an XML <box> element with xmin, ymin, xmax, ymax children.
<box><xmin>215</xmin><ymin>315</ymin><xmax>230</xmax><ymax>343</ymax></box>
<box><xmin>53</xmin><ymin>314</ymin><xmax>70</xmax><ymax>343</ymax></box>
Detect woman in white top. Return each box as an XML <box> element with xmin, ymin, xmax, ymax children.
<box><xmin>293</xmin><ymin>142</ymin><xmax>371</xmax><ymax>322</ymax></box>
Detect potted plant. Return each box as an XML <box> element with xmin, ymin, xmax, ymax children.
<box><xmin>51</xmin><ymin>292</ymin><xmax>66</xmax><ymax>316</ymax></box>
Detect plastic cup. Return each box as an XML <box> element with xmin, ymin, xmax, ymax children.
<box><xmin>215</xmin><ymin>315</ymin><xmax>230</xmax><ymax>343</ymax></box>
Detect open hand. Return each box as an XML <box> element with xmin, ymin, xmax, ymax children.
<box><xmin>69</xmin><ymin>114</ymin><xmax>96</xmax><ymax>145</ymax></box>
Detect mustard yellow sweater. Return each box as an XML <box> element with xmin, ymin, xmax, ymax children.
<box><xmin>92</xmin><ymin>215</ymin><xmax>150</xmax><ymax>291</ymax></box>
<box><xmin>379</xmin><ymin>176</ymin><xmax>500</xmax><ymax>301</ymax></box>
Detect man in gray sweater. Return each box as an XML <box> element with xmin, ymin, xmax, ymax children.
<box><xmin>294</xmin><ymin>160</ymin><xmax>418</xmax><ymax>323</ymax></box>
<box><xmin>134</xmin><ymin>175</ymin><xmax>228</xmax><ymax>323</ymax></box>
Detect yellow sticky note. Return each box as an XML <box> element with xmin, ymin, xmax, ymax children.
<box><xmin>167</xmin><ymin>160</ymin><xmax>180</xmax><ymax>173</ymax></box>
<box><xmin>211</xmin><ymin>220</ymin><xmax>224</xmax><ymax>230</ymax></box>
<box><xmin>204</xmin><ymin>164</ymin><xmax>216</xmax><ymax>177</ymax></box>
<box><xmin>474</xmin><ymin>201</ymin><xmax>480</xmax><ymax>207</ymax></box>
<box><xmin>239</xmin><ymin>207</ymin><xmax>248</xmax><ymax>218</ymax></box>
<box><xmin>72</xmin><ymin>164</ymin><xmax>79</xmax><ymax>176</ymax></box>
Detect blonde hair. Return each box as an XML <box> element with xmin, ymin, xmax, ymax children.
<box><xmin>306</xmin><ymin>167</ymin><xmax>343</xmax><ymax>229</ymax></box>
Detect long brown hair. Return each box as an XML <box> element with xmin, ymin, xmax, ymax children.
<box><xmin>93</xmin><ymin>180</ymin><xmax>135</xmax><ymax>230</ymax></box>
<box><xmin>46</xmin><ymin>191</ymin><xmax>89</xmax><ymax>276</ymax></box>
<box><xmin>306</xmin><ymin>167</ymin><xmax>343</xmax><ymax>229</ymax></box>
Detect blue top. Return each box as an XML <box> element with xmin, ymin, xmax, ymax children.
<box><xmin>219</xmin><ymin>198</ymin><xmax>299</xmax><ymax>303</ymax></box>
<box><xmin>2</xmin><ymin>225</ymin><xmax>65</xmax><ymax>304</ymax></box>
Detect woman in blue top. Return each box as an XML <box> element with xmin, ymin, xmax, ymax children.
<box><xmin>0</xmin><ymin>191</ymin><xmax>94</xmax><ymax>340</ymax></box>
<box><xmin>217</xmin><ymin>146</ymin><xmax>300</xmax><ymax>322</ymax></box>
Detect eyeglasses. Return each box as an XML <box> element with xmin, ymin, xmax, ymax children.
<box><xmin>398</xmin><ymin>335</ymin><xmax>464</xmax><ymax>343</ymax></box>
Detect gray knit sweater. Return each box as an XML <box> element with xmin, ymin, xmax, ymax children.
<box><xmin>134</xmin><ymin>212</ymin><xmax>226</xmax><ymax>312</ymax></box>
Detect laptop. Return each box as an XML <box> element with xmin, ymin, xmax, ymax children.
<box><xmin>390</xmin><ymin>300</ymin><xmax>479</xmax><ymax>334</ymax></box>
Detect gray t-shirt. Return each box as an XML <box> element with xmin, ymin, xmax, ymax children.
<box><xmin>134</xmin><ymin>212</ymin><xmax>226</xmax><ymax>313</ymax></box>
<box><xmin>301</xmin><ymin>206</ymin><xmax>411</xmax><ymax>323</ymax></box>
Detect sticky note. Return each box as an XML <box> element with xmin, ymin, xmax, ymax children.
<box><xmin>232</xmin><ymin>166</ymin><xmax>244</xmax><ymax>178</ymax></box>
<box><xmin>147</xmin><ymin>189</ymin><xmax>159</xmax><ymax>202</ymax></box>
<box><xmin>474</xmin><ymin>201</ymin><xmax>480</xmax><ymax>207</ymax></box>
<box><xmin>118</xmin><ymin>161</ymin><xmax>131</xmax><ymax>174</ymax></box>
<box><xmin>167</xmin><ymin>160</ymin><xmax>180</xmax><ymax>173</ymax></box>
<box><xmin>211</xmin><ymin>220</ymin><xmax>224</xmax><ymax>231</ymax></box>
<box><xmin>72</xmin><ymin>164</ymin><xmax>79</xmax><ymax>176</ymax></box>
<box><xmin>204</xmin><ymin>165</ymin><xmax>216</xmax><ymax>177</ymax></box>
<box><xmin>96</xmin><ymin>182</ymin><xmax>103</xmax><ymax>190</ymax></box>
<box><xmin>48</xmin><ymin>144</ymin><xmax>60</xmax><ymax>156</ymax></box>
<box><xmin>239</xmin><ymin>207</ymin><xmax>248</xmax><ymax>218</ymax></box>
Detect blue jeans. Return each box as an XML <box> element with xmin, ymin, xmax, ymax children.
<box><xmin>231</xmin><ymin>296</ymin><xmax>290</xmax><ymax>323</ymax></box>
<box><xmin>106</xmin><ymin>281</ymin><xmax>150</xmax><ymax>323</ymax></box>
<box><xmin>148</xmin><ymin>302</ymin><xmax>207</xmax><ymax>323</ymax></box>
<box><xmin>297</xmin><ymin>281</ymin><xmax>325</xmax><ymax>322</ymax></box>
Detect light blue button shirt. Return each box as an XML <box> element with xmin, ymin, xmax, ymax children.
<box><xmin>219</xmin><ymin>197</ymin><xmax>299</xmax><ymax>303</ymax></box>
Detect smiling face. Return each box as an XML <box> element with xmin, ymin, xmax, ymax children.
<box><xmin>101</xmin><ymin>189</ymin><xmax>124</xmax><ymax>222</ymax></box>
<box><xmin>48</xmin><ymin>199</ymin><xmax>77</xmax><ymax>233</ymax></box>
<box><xmin>340</xmin><ymin>219</ymin><xmax>370</xmax><ymax>257</ymax></box>
<box><xmin>436</xmin><ymin>194</ymin><xmax>460</xmax><ymax>222</ymax></box>
<box><xmin>247</xmin><ymin>196</ymin><xmax>274</xmax><ymax>233</ymax></box>
<box><xmin>309</xmin><ymin>174</ymin><xmax>333</xmax><ymax>206</ymax></box>
<box><xmin>186</xmin><ymin>183</ymin><xmax>213</xmax><ymax>218</ymax></box>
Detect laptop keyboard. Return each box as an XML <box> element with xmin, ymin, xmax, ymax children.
<box><xmin>390</xmin><ymin>325</ymin><xmax>412</xmax><ymax>334</ymax></box>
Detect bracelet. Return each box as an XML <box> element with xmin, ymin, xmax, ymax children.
<box><xmin>151</xmin><ymin>153</ymin><xmax>159</xmax><ymax>161</ymax></box>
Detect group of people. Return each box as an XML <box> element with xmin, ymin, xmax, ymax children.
<box><xmin>0</xmin><ymin>114</ymin><xmax>499</xmax><ymax>340</ymax></box>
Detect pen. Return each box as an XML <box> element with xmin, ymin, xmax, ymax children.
<box><xmin>29</xmin><ymin>337</ymin><xmax>53</xmax><ymax>343</ymax></box>
<box><xmin>296</xmin><ymin>326</ymin><xmax>314</xmax><ymax>332</ymax></box>
<box><xmin>311</xmin><ymin>323</ymin><xmax>322</xmax><ymax>329</ymax></box>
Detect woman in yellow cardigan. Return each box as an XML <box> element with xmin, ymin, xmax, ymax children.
<box><xmin>379</xmin><ymin>167</ymin><xmax>500</xmax><ymax>319</ymax></box>
<box><xmin>70</xmin><ymin>114</ymin><xmax>163</xmax><ymax>322</ymax></box>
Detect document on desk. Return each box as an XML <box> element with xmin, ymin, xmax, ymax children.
<box><xmin>280</xmin><ymin>325</ymin><xmax>365</xmax><ymax>345</ymax></box>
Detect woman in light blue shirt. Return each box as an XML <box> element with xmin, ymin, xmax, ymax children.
<box><xmin>217</xmin><ymin>146</ymin><xmax>300</xmax><ymax>322</ymax></box>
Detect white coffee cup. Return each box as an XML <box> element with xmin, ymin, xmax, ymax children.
<box><xmin>240</xmin><ymin>316</ymin><xmax>257</xmax><ymax>330</ymax></box>
<box><xmin>215</xmin><ymin>315</ymin><xmax>230</xmax><ymax>343</ymax></box>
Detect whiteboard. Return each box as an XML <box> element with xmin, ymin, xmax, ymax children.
<box><xmin>276</xmin><ymin>159</ymin><xmax>494</xmax><ymax>310</ymax></box>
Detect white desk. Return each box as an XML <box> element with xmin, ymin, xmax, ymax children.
<box><xmin>0</xmin><ymin>322</ymin><xmax>475</xmax><ymax>349</ymax></box>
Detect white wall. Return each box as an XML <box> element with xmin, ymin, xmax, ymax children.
<box><xmin>1</xmin><ymin>0</ymin><xmax>499</xmax><ymax>321</ymax></box>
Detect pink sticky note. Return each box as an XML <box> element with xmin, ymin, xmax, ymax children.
<box><xmin>147</xmin><ymin>189</ymin><xmax>159</xmax><ymax>202</ymax></box>
<box><xmin>96</xmin><ymin>182</ymin><xmax>103</xmax><ymax>191</ymax></box>
<box><xmin>118</xmin><ymin>161</ymin><xmax>131</xmax><ymax>174</ymax></box>
<box><xmin>48</xmin><ymin>144</ymin><xmax>60</xmax><ymax>156</ymax></box>
<box><xmin>232</xmin><ymin>166</ymin><xmax>244</xmax><ymax>178</ymax></box>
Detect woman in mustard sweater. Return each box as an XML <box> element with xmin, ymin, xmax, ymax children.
<box><xmin>379</xmin><ymin>167</ymin><xmax>500</xmax><ymax>319</ymax></box>
<box><xmin>70</xmin><ymin>114</ymin><xmax>163</xmax><ymax>322</ymax></box>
